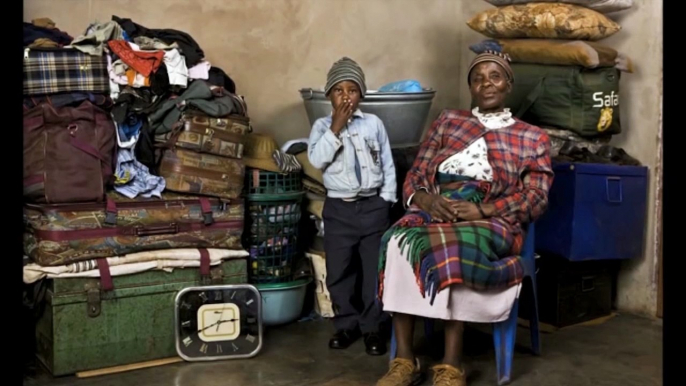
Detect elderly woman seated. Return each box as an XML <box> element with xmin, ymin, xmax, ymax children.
<box><xmin>376</xmin><ymin>52</ymin><xmax>554</xmax><ymax>386</ymax></box>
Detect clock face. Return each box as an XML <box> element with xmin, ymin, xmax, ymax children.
<box><xmin>175</xmin><ymin>285</ymin><xmax>262</xmax><ymax>361</ymax></box>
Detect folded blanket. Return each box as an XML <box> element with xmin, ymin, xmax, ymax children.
<box><xmin>23</xmin><ymin>248</ymin><xmax>248</xmax><ymax>283</ymax></box>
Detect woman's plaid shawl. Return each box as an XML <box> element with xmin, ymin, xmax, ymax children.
<box><xmin>378</xmin><ymin>179</ymin><xmax>524</xmax><ymax>305</ymax></box>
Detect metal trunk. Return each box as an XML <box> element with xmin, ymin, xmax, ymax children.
<box><xmin>35</xmin><ymin>258</ymin><xmax>247</xmax><ymax>376</ymax></box>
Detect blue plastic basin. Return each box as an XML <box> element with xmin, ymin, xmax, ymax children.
<box><xmin>255</xmin><ymin>278</ymin><xmax>312</xmax><ymax>326</ymax></box>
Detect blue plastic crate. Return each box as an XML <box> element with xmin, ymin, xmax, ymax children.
<box><xmin>535</xmin><ymin>162</ymin><xmax>649</xmax><ymax>261</ymax></box>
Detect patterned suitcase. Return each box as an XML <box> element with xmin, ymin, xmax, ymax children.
<box><xmin>23</xmin><ymin>47</ymin><xmax>109</xmax><ymax>95</ymax></box>
<box><xmin>24</xmin><ymin>192</ymin><xmax>244</xmax><ymax>266</ymax></box>
<box><xmin>156</xmin><ymin>111</ymin><xmax>251</xmax><ymax>159</ymax></box>
<box><xmin>159</xmin><ymin>148</ymin><xmax>245</xmax><ymax>199</ymax></box>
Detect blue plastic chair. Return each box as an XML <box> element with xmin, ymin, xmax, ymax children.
<box><xmin>388</xmin><ymin>223</ymin><xmax>541</xmax><ymax>385</ymax></box>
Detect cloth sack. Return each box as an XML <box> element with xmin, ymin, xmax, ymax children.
<box><xmin>469</xmin><ymin>39</ymin><xmax>633</xmax><ymax>73</ymax></box>
<box><xmin>467</xmin><ymin>3</ymin><xmax>621</xmax><ymax>41</ymax></box>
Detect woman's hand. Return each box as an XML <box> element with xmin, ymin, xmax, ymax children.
<box><xmin>451</xmin><ymin>201</ymin><xmax>496</xmax><ymax>221</ymax></box>
<box><xmin>413</xmin><ymin>191</ymin><xmax>457</xmax><ymax>223</ymax></box>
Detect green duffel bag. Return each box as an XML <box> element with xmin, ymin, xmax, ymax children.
<box><xmin>503</xmin><ymin>63</ymin><xmax>622</xmax><ymax>138</ymax></box>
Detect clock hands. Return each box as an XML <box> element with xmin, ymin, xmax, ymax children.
<box><xmin>197</xmin><ymin>318</ymin><xmax>238</xmax><ymax>333</ymax></box>
<box><xmin>215</xmin><ymin>305</ymin><xmax>227</xmax><ymax>332</ymax></box>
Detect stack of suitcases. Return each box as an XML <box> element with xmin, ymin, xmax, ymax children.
<box><xmin>22</xmin><ymin>17</ymin><xmax>251</xmax><ymax>376</ymax></box>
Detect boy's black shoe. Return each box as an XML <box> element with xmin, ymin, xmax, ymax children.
<box><xmin>329</xmin><ymin>329</ymin><xmax>361</xmax><ymax>349</ymax></box>
<box><xmin>364</xmin><ymin>332</ymin><xmax>387</xmax><ymax>356</ymax></box>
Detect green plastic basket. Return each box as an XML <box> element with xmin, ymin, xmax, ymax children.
<box><xmin>245</xmin><ymin>197</ymin><xmax>303</xmax><ymax>284</ymax></box>
<box><xmin>245</xmin><ymin>168</ymin><xmax>304</xmax><ymax>201</ymax></box>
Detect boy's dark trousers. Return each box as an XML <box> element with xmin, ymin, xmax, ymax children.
<box><xmin>323</xmin><ymin>195</ymin><xmax>389</xmax><ymax>334</ymax></box>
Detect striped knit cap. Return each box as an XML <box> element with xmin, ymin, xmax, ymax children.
<box><xmin>468</xmin><ymin>50</ymin><xmax>514</xmax><ymax>85</ymax></box>
<box><xmin>324</xmin><ymin>57</ymin><xmax>367</xmax><ymax>97</ymax></box>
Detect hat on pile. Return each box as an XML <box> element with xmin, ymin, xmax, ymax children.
<box><xmin>243</xmin><ymin>133</ymin><xmax>282</xmax><ymax>173</ymax></box>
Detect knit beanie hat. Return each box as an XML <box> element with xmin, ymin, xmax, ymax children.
<box><xmin>324</xmin><ymin>57</ymin><xmax>367</xmax><ymax>97</ymax></box>
<box><xmin>467</xmin><ymin>51</ymin><xmax>514</xmax><ymax>86</ymax></box>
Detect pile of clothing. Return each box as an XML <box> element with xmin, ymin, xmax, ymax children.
<box><xmin>22</xmin><ymin>16</ymin><xmax>251</xmax><ymax>283</ymax></box>
<box><xmin>467</xmin><ymin>0</ymin><xmax>640</xmax><ymax>165</ymax></box>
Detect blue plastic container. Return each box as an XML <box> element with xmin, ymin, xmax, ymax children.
<box><xmin>535</xmin><ymin>162</ymin><xmax>649</xmax><ymax>261</ymax></box>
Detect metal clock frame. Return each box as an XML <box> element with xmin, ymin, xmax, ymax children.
<box><xmin>174</xmin><ymin>284</ymin><xmax>264</xmax><ymax>361</ymax></box>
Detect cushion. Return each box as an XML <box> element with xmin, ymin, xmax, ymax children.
<box><xmin>466</xmin><ymin>3</ymin><xmax>622</xmax><ymax>41</ymax></box>
<box><xmin>483</xmin><ymin>0</ymin><xmax>633</xmax><ymax>14</ymax></box>
<box><xmin>469</xmin><ymin>39</ymin><xmax>633</xmax><ymax>72</ymax></box>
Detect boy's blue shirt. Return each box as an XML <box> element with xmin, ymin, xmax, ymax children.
<box><xmin>307</xmin><ymin>109</ymin><xmax>397</xmax><ymax>203</ymax></box>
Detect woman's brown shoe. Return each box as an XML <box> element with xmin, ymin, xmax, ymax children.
<box><xmin>432</xmin><ymin>364</ymin><xmax>466</xmax><ymax>386</ymax></box>
<box><xmin>376</xmin><ymin>358</ymin><xmax>424</xmax><ymax>386</ymax></box>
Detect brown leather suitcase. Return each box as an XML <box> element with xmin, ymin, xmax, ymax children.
<box><xmin>23</xmin><ymin>192</ymin><xmax>245</xmax><ymax>267</ymax></box>
<box><xmin>156</xmin><ymin>111</ymin><xmax>250</xmax><ymax>159</ymax></box>
<box><xmin>159</xmin><ymin>148</ymin><xmax>244</xmax><ymax>199</ymax></box>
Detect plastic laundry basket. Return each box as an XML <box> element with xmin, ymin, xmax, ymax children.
<box><xmin>245</xmin><ymin>168</ymin><xmax>303</xmax><ymax>201</ymax></box>
<box><xmin>245</xmin><ymin>195</ymin><xmax>305</xmax><ymax>284</ymax></box>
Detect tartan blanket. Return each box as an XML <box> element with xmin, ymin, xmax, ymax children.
<box><xmin>23</xmin><ymin>49</ymin><xmax>110</xmax><ymax>95</ymax></box>
<box><xmin>378</xmin><ymin>179</ymin><xmax>524</xmax><ymax>305</ymax></box>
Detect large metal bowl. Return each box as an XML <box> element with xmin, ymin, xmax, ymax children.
<box><xmin>299</xmin><ymin>88</ymin><xmax>436</xmax><ymax>146</ymax></box>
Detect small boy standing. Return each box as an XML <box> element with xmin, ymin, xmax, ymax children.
<box><xmin>308</xmin><ymin>57</ymin><xmax>396</xmax><ymax>356</ymax></box>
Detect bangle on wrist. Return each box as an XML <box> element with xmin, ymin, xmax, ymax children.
<box><xmin>477</xmin><ymin>203</ymin><xmax>487</xmax><ymax>218</ymax></box>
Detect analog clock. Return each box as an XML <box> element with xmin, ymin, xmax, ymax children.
<box><xmin>174</xmin><ymin>284</ymin><xmax>262</xmax><ymax>361</ymax></box>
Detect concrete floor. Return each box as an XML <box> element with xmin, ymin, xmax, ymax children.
<box><xmin>24</xmin><ymin>314</ymin><xmax>661</xmax><ymax>386</ymax></box>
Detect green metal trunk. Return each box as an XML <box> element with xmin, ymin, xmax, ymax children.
<box><xmin>35</xmin><ymin>258</ymin><xmax>248</xmax><ymax>376</ymax></box>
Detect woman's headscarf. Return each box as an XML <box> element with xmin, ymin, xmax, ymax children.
<box><xmin>467</xmin><ymin>51</ymin><xmax>515</xmax><ymax>85</ymax></box>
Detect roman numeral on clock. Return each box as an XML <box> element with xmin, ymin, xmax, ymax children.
<box><xmin>199</xmin><ymin>292</ymin><xmax>208</xmax><ymax>302</ymax></box>
<box><xmin>199</xmin><ymin>343</ymin><xmax>208</xmax><ymax>354</ymax></box>
<box><xmin>183</xmin><ymin>337</ymin><xmax>193</xmax><ymax>347</ymax></box>
<box><xmin>182</xmin><ymin>320</ymin><xmax>191</xmax><ymax>328</ymax></box>
<box><xmin>216</xmin><ymin>344</ymin><xmax>223</xmax><ymax>354</ymax></box>
<box><xmin>232</xmin><ymin>343</ymin><xmax>239</xmax><ymax>352</ymax></box>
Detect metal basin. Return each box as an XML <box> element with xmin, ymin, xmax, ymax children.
<box><xmin>299</xmin><ymin>88</ymin><xmax>436</xmax><ymax>146</ymax></box>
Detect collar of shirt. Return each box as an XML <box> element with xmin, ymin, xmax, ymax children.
<box><xmin>351</xmin><ymin>109</ymin><xmax>364</xmax><ymax>119</ymax></box>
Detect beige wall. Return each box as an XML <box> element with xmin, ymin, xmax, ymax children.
<box><xmin>602</xmin><ymin>0</ymin><xmax>663</xmax><ymax>317</ymax></box>
<box><xmin>24</xmin><ymin>0</ymin><xmax>663</xmax><ymax>317</ymax></box>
